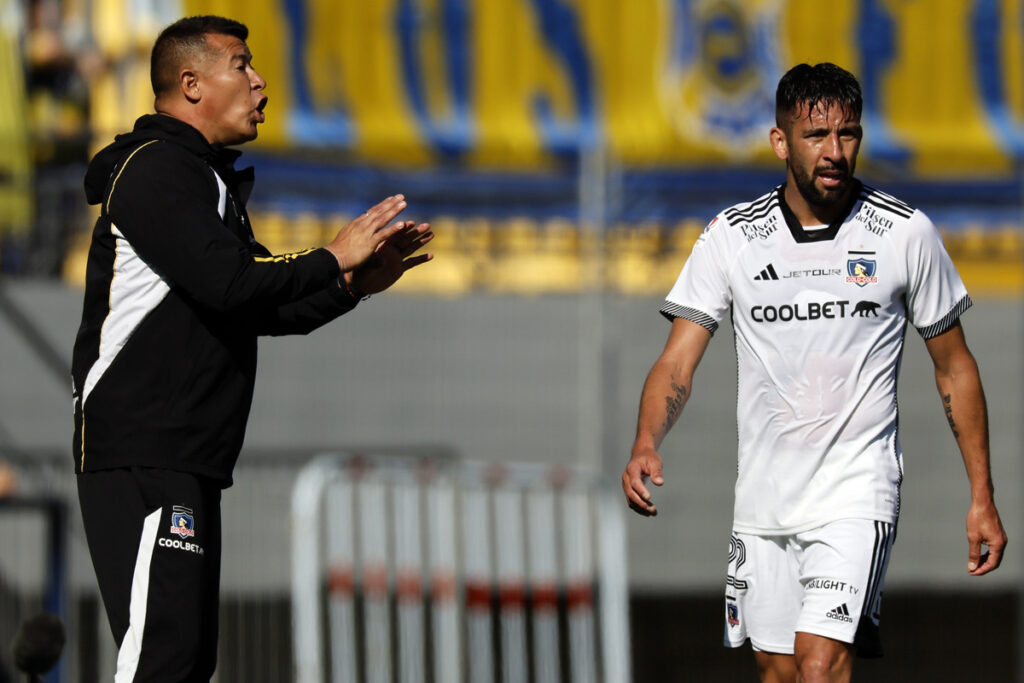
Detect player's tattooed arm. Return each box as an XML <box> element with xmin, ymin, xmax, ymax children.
<box><xmin>942</xmin><ymin>393</ymin><xmax>959</xmax><ymax>438</ymax></box>
<box><xmin>924</xmin><ymin>321</ymin><xmax>1006</xmax><ymax>575</ymax></box>
<box><xmin>624</xmin><ymin>319</ymin><xmax>711</xmax><ymax>516</ymax></box>
<box><xmin>661</xmin><ymin>380</ymin><xmax>688</xmax><ymax>434</ymax></box>
<box><xmin>630</xmin><ymin>317</ymin><xmax>710</xmax><ymax>451</ymax></box>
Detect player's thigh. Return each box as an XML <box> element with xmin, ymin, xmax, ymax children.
<box><xmin>725</xmin><ymin>531</ymin><xmax>802</xmax><ymax>655</ymax></box>
<box><xmin>795</xmin><ymin>519</ymin><xmax>895</xmax><ymax>657</ymax></box>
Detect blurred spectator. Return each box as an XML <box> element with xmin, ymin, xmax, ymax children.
<box><xmin>3</xmin><ymin>0</ymin><xmax>177</xmax><ymax>276</ymax></box>
<box><xmin>6</xmin><ymin>0</ymin><xmax>96</xmax><ymax>275</ymax></box>
<box><xmin>0</xmin><ymin>461</ymin><xmax>15</xmax><ymax>498</ymax></box>
<box><xmin>25</xmin><ymin>0</ymin><xmax>92</xmax><ymax>163</ymax></box>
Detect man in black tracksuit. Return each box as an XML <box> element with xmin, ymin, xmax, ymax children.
<box><xmin>71</xmin><ymin>16</ymin><xmax>433</xmax><ymax>682</ymax></box>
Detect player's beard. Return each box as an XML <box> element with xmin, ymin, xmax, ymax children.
<box><xmin>790</xmin><ymin>158</ymin><xmax>854</xmax><ymax>207</ymax></box>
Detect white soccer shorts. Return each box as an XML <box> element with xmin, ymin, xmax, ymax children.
<box><xmin>723</xmin><ymin>519</ymin><xmax>895</xmax><ymax>656</ymax></box>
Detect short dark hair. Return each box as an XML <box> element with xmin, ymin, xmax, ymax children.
<box><xmin>775</xmin><ymin>63</ymin><xmax>862</xmax><ymax>128</ymax></box>
<box><xmin>151</xmin><ymin>16</ymin><xmax>249</xmax><ymax>97</ymax></box>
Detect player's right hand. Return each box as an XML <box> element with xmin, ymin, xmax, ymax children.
<box><xmin>326</xmin><ymin>195</ymin><xmax>411</xmax><ymax>272</ymax></box>
<box><xmin>622</xmin><ymin>449</ymin><xmax>664</xmax><ymax>517</ymax></box>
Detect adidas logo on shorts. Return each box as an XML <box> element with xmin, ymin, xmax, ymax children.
<box><xmin>826</xmin><ymin>603</ymin><xmax>854</xmax><ymax>623</ymax></box>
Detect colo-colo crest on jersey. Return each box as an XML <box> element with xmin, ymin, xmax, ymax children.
<box><xmin>170</xmin><ymin>506</ymin><xmax>195</xmax><ymax>538</ymax></box>
<box><xmin>846</xmin><ymin>258</ymin><xmax>878</xmax><ymax>287</ymax></box>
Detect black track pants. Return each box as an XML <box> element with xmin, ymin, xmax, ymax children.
<box><xmin>78</xmin><ymin>468</ymin><xmax>222</xmax><ymax>683</ymax></box>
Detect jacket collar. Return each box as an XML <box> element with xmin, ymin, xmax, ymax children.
<box><xmin>84</xmin><ymin>114</ymin><xmax>255</xmax><ymax>206</ymax></box>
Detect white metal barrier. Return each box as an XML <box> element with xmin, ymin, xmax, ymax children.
<box><xmin>291</xmin><ymin>453</ymin><xmax>630</xmax><ymax>683</ymax></box>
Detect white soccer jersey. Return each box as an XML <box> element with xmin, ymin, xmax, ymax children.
<box><xmin>663</xmin><ymin>182</ymin><xmax>971</xmax><ymax>534</ymax></box>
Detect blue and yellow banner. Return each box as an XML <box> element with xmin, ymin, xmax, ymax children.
<box><xmin>130</xmin><ymin>0</ymin><xmax>1024</xmax><ymax>176</ymax></box>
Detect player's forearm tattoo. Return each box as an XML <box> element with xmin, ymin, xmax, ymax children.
<box><xmin>943</xmin><ymin>393</ymin><xmax>959</xmax><ymax>438</ymax></box>
<box><xmin>661</xmin><ymin>381</ymin><xmax>688</xmax><ymax>433</ymax></box>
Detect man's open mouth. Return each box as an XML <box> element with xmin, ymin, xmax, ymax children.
<box><xmin>817</xmin><ymin>168</ymin><xmax>846</xmax><ymax>187</ymax></box>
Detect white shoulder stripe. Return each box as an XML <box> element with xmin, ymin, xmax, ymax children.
<box><xmin>81</xmin><ymin>223</ymin><xmax>171</xmax><ymax>405</ymax></box>
<box><xmin>114</xmin><ymin>508</ymin><xmax>162</xmax><ymax>682</ymax></box>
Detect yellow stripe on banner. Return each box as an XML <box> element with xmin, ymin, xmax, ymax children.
<box><xmin>883</xmin><ymin>0</ymin><xmax>1010</xmax><ymax>176</ymax></box>
<box><xmin>468</xmin><ymin>0</ymin><xmax>549</xmax><ymax>167</ymax></box>
<box><xmin>329</xmin><ymin>0</ymin><xmax>430</xmax><ymax>163</ymax></box>
<box><xmin>586</xmin><ymin>0</ymin><xmax>679</xmax><ymax>163</ymax></box>
<box><xmin>781</xmin><ymin>0</ymin><xmax>858</xmax><ymax>75</ymax></box>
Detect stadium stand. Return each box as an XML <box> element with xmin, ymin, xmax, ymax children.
<box><xmin>59</xmin><ymin>213</ymin><xmax>1021</xmax><ymax>296</ymax></box>
<box><xmin>3</xmin><ymin>1</ymin><xmax>1023</xmax><ymax>681</ymax></box>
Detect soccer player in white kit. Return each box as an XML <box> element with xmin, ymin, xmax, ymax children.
<box><xmin>622</xmin><ymin>63</ymin><xmax>1007</xmax><ymax>683</ymax></box>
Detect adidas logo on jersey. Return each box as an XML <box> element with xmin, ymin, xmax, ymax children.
<box><xmin>826</xmin><ymin>603</ymin><xmax>854</xmax><ymax>623</ymax></box>
<box><xmin>753</xmin><ymin>264</ymin><xmax>779</xmax><ymax>281</ymax></box>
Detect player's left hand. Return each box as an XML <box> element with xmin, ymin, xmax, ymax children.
<box><xmin>966</xmin><ymin>499</ymin><xmax>1006</xmax><ymax>576</ymax></box>
<box><xmin>347</xmin><ymin>221</ymin><xmax>433</xmax><ymax>295</ymax></box>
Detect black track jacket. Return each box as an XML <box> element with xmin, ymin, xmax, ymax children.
<box><xmin>72</xmin><ymin>114</ymin><xmax>358</xmax><ymax>484</ymax></box>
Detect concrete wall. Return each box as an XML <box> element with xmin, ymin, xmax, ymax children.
<box><xmin>0</xmin><ymin>281</ymin><xmax>1020</xmax><ymax>592</ymax></box>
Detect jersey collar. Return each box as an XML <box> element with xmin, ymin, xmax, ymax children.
<box><xmin>777</xmin><ymin>180</ymin><xmax>862</xmax><ymax>243</ymax></box>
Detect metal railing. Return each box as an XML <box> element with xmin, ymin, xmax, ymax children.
<box><xmin>292</xmin><ymin>452</ymin><xmax>630</xmax><ymax>683</ymax></box>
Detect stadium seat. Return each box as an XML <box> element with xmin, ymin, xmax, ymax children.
<box><xmin>607</xmin><ymin>222</ymin><xmax>663</xmax><ymax>295</ymax></box>
<box><xmin>249</xmin><ymin>211</ymin><xmax>291</xmax><ymax>256</ymax></box>
<box><xmin>288</xmin><ymin>212</ymin><xmax>324</xmax><ymax>253</ymax></box>
<box><xmin>61</xmin><ymin>232</ymin><xmax>88</xmax><ymax>288</ymax></box>
<box><xmin>487</xmin><ymin>217</ymin><xmax>582</xmax><ymax>294</ymax></box>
